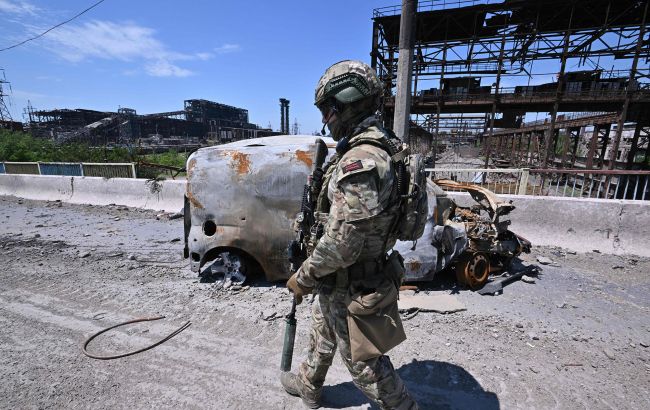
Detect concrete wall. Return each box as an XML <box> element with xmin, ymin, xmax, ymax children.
<box><xmin>0</xmin><ymin>174</ymin><xmax>185</xmax><ymax>213</ymax></box>
<box><xmin>1</xmin><ymin>174</ymin><xmax>648</xmax><ymax>257</ymax></box>
<box><xmin>448</xmin><ymin>192</ymin><xmax>650</xmax><ymax>257</ymax></box>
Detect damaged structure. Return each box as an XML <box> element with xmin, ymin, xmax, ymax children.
<box><xmin>25</xmin><ymin>99</ymin><xmax>278</xmax><ymax>148</ymax></box>
<box><xmin>371</xmin><ymin>0</ymin><xmax>650</xmax><ymax>173</ymax></box>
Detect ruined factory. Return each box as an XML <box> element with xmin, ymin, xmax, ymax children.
<box><xmin>372</xmin><ymin>0</ymin><xmax>649</xmax><ymax>179</ymax></box>
<box><xmin>19</xmin><ymin>98</ymin><xmax>280</xmax><ymax>151</ymax></box>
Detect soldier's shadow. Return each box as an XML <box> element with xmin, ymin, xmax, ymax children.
<box><xmin>322</xmin><ymin>359</ymin><xmax>499</xmax><ymax>409</ymax></box>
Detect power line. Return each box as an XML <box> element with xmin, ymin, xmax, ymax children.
<box><xmin>0</xmin><ymin>0</ymin><xmax>107</xmax><ymax>52</ymax></box>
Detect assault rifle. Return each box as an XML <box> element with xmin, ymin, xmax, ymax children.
<box><xmin>287</xmin><ymin>138</ymin><xmax>329</xmax><ymax>272</ymax></box>
<box><xmin>281</xmin><ymin>138</ymin><xmax>328</xmax><ymax>373</ymax></box>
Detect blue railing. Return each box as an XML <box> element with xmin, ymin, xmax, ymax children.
<box><xmin>0</xmin><ymin>162</ymin><xmax>136</xmax><ymax>178</ymax></box>
<box><xmin>38</xmin><ymin>162</ymin><xmax>83</xmax><ymax>176</ymax></box>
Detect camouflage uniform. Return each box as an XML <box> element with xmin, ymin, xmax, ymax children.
<box><xmin>295</xmin><ymin>118</ymin><xmax>418</xmax><ymax>410</ymax></box>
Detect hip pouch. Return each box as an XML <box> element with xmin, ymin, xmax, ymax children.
<box><xmin>345</xmin><ymin>279</ymin><xmax>406</xmax><ymax>362</ymax></box>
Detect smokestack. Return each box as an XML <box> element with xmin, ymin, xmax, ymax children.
<box><xmin>279</xmin><ymin>98</ymin><xmax>290</xmax><ymax>134</ymax></box>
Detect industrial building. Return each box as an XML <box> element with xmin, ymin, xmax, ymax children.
<box><xmin>24</xmin><ymin>99</ymin><xmax>278</xmax><ymax>150</ymax></box>
<box><xmin>371</xmin><ymin>0</ymin><xmax>650</xmax><ymax>171</ymax></box>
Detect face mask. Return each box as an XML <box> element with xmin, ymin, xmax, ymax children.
<box><xmin>326</xmin><ymin>116</ymin><xmax>347</xmax><ymax>141</ymax></box>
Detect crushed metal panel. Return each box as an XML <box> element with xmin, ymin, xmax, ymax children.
<box><xmin>434</xmin><ymin>178</ymin><xmax>515</xmax><ymax>220</ymax></box>
<box><xmin>396</xmin><ymin>180</ymin><xmax>468</xmax><ymax>282</ymax></box>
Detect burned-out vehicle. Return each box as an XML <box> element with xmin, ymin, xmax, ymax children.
<box><xmin>432</xmin><ymin>179</ymin><xmax>531</xmax><ymax>289</ymax></box>
<box><xmin>183</xmin><ymin>135</ymin><xmax>326</xmax><ymax>283</ymax></box>
<box><xmin>183</xmin><ymin>135</ymin><xmax>529</xmax><ymax>289</ymax></box>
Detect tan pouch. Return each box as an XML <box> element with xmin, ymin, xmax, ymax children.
<box><xmin>345</xmin><ymin>280</ymin><xmax>406</xmax><ymax>362</ymax></box>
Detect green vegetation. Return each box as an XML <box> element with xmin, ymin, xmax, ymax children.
<box><xmin>0</xmin><ymin>129</ymin><xmax>132</xmax><ymax>162</ymax></box>
<box><xmin>554</xmin><ymin>132</ymin><xmax>568</xmax><ymax>156</ymax></box>
<box><xmin>142</xmin><ymin>150</ymin><xmax>188</xmax><ymax>169</ymax></box>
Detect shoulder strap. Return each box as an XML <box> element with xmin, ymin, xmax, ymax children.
<box><xmin>347</xmin><ymin>127</ymin><xmax>402</xmax><ymax>159</ymax></box>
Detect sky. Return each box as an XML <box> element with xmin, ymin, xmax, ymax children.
<box><xmin>0</xmin><ymin>0</ymin><xmax>642</xmax><ymax>132</ymax></box>
<box><xmin>0</xmin><ymin>0</ymin><xmax>398</xmax><ymax>133</ymax></box>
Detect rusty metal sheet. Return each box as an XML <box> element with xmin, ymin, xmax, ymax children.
<box><xmin>434</xmin><ymin>178</ymin><xmax>515</xmax><ymax>219</ymax></box>
<box><xmin>185</xmin><ymin>135</ymin><xmax>335</xmax><ymax>281</ymax></box>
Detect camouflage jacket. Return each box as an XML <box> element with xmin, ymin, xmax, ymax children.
<box><xmin>296</xmin><ymin>120</ymin><xmax>398</xmax><ymax>288</ymax></box>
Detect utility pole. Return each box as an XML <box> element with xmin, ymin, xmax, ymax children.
<box><xmin>609</xmin><ymin>0</ymin><xmax>647</xmax><ymax>170</ymax></box>
<box><xmin>393</xmin><ymin>0</ymin><xmax>417</xmax><ymax>144</ymax></box>
<box><xmin>0</xmin><ymin>69</ymin><xmax>13</xmax><ymax>122</ymax></box>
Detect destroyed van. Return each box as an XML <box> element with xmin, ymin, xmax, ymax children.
<box><xmin>183</xmin><ymin>135</ymin><xmax>529</xmax><ymax>288</ymax></box>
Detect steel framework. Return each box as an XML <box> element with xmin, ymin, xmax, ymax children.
<box><xmin>371</xmin><ymin>0</ymin><xmax>650</xmax><ymax>169</ymax></box>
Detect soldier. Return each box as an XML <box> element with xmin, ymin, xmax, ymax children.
<box><xmin>282</xmin><ymin>60</ymin><xmax>419</xmax><ymax>410</ymax></box>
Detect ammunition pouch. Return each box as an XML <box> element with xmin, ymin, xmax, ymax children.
<box><xmin>345</xmin><ymin>278</ymin><xmax>406</xmax><ymax>362</ymax></box>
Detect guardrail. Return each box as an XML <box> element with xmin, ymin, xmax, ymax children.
<box><xmin>427</xmin><ymin>168</ymin><xmax>650</xmax><ymax>200</ymax></box>
<box><xmin>0</xmin><ymin>162</ymin><xmax>136</xmax><ymax>178</ymax></box>
<box><xmin>427</xmin><ymin>168</ymin><xmax>528</xmax><ymax>195</ymax></box>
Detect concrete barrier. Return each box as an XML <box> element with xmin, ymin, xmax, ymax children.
<box><xmin>1</xmin><ymin>174</ymin><xmax>648</xmax><ymax>257</ymax></box>
<box><xmin>448</xmin><ymin>192</ymin><xmax>650</xmax><ymax>257</ymax></box>
<box><xmin>0</xmin><ymin>174</ymin><xmax>185</xmax><ymax>213</ymax></box>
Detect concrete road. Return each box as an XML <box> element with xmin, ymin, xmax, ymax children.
<box><xmin>0</xmin><ymin>195</ymin><xmax>648</xmax><ymax>409</ymax></box>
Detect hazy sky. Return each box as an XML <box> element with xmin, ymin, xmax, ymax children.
<box><xmin>0</xmin><ymin>0</ymin><xmax>397</xmax><ymax>133</ymax></box>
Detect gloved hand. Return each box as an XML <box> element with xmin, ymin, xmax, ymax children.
<box><xmin>286</xmin><ymin>271</ymin><xmax>313</xmax><ymax>305</ymax></box>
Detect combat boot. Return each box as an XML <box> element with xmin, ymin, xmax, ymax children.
<box><xmin>280</xmin><ymin>371</ymin><xmax>322</xmax><ymax>409</ymax></box>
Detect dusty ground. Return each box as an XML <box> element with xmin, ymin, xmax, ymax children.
<box><xmin>0</xmin><ymin>195</ymin><xmax>648</xmax><ymax>410</ymax></box>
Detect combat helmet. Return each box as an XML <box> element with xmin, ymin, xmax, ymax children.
<box><xmin>315</xmin><ymin>60</ymin><xmax>383</xmax><ymax>139</ymax></box>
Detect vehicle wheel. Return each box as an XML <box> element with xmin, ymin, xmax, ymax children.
<box><xmin>455</xmin><ymin>252</ymin><xmax>490</xmax><ymax>290</ymax></box>
<box><xmin>207</xmin><ymin>251</ymin><xmax>247</xmax><ymax>284</ymax></box>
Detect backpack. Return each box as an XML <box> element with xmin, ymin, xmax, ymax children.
<box><xmin>348</xmin><ymin>129</ymin><xmax>428</xmax><ymax>245</ymax></box>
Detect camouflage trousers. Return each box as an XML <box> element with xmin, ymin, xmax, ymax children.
<box><xmin>298</xmin><ymin>288</ymin><xmax>418</xmax><ymax>410</ymax></box>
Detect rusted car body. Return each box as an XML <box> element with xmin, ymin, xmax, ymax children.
<box><xmin>433</xmin><ymin>179</ymin><xmax>532</xmax><ymax>288</ymax></box>
<box><xmin>183</xmin><ymin>135</ymin><xmax>528</xmax><ymax>287</ymax></box>
<box><xmin>184</xmin><ymin>135</ymin><xmax>332</xmax><ymax>282</ymax></box>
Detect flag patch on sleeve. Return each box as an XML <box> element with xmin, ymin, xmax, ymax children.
<box><xmin>343</xmin><ymin>160</ymin><xmax>363</xmax><ymax>174</ymax></box>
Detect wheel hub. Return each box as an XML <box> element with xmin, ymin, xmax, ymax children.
<box><xmin>208</xmin><ymin>252</ymin><xmax>246</xmax><ymax>285</ymax></box>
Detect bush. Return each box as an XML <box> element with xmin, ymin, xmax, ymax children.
<box><xmin>0</xmin><ymin>129</ymin><xmax>52</xmax><ymax>161</ymax></box>
<box><xmin>142</xmin><ymin>150</ymin><xmax>188</xmax><ymax>169</ymax></box>
<box><xmin>0</xmin><ymin>129</ymin><xmax>133</xmax><ymax>162</ymax></box>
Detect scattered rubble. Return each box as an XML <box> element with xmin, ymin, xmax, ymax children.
<box><xmin>603</xmin><ymin>349</ymin><xmax>616</xmax><ymax>360</ymax></box>
<box><xmin>168</xmin><ymin>212</ymin><xmax>184</xmax><ymax>220</ymax></box>
<box><xmin>261</xmin><ymin>310</ymin><xmax>277</xmax><ymax>321</ymax></box>
<box><xmin>521</xmin><ymin>275</ymin><xmax>536</xmax><ymax>284</ymax></box>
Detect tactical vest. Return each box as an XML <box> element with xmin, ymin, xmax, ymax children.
<box><xmin>313</xmin><ymin>127</ymin><xmax>403</xmax><ymax>263</ymax></box>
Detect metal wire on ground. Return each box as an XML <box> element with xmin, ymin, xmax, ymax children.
<box><xmin>82</xmin><ymin>316</ymin><xmax>191</xmax><ymax>360</ymax></box>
